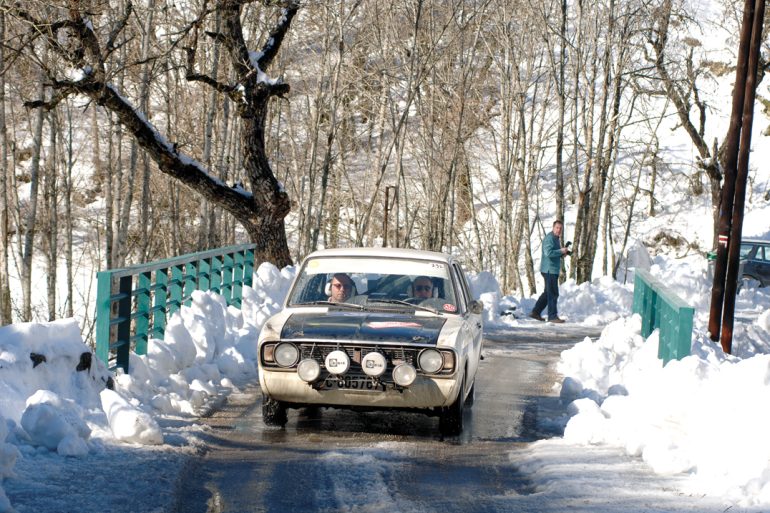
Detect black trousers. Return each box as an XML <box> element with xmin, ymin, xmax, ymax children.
<box><xmin>533</xmin><ymin>272</ymin><xmax>559</xmax><ymax>320</ymax></box>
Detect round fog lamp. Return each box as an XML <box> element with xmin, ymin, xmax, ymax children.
<box><xmin>325</xmin><ymin>349</ymin><xmax>350</xmax><ymax>375</ymax></box>
<box><xmin>274</xmin><ymin>343</ymin><xmax>299</xmax><ymax>367</ymax></box>
<box><xmin>392</xmin><ymin>363</ymin><xmax>417</xmax><ymax>387</ymax></box>
<box><xmin>361</xmin><ymin>351</ymin><xmax>387</xmax><ymax>377</ymax></box>
<box><xmin>297</xmin><ymin>358</ymin><xmax>321</xmax><ymax>382</ymax></box>
<box><xmin>418</xmin><ymin>348</ymin><xmax>443</xmax><ymax>374</ymax></box>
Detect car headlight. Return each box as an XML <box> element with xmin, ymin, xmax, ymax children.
<box><xmin>361</xmin><ymin>351</ymin><xmax>387</xmax><ymax>377</ymax></box>
<box><xmin>392</xmin><ymin>363</ymin><xmax>416</xmax><ymax>386</ymax></box>
<box><xmin>418</xmin><ymin>348</ymin><xmax>443</xmax><ymax>374</ymax></box>
<box><xmin>297</xmin><ymin>358</ymin><xmax>321</xmax><ymax>382</ymax></box>
<box><xmin>325</xmin><ymin>349</ymin><xmax>350</xmax><ymax>375</ymax></box>
<box><xmin>274</xmin><ymin>343</ymin><xmax>299</xmax><ymax>367</ymax></box>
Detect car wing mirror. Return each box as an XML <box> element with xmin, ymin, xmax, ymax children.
<box><xmin>469</xmin><ymin>300</ymin><xmax>483</xmax><ymax>315</ymax></box>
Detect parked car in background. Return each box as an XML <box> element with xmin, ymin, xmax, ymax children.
<box><xmin>739</xmin><ymin>239</ymin><xmax>770</xmax><ymax>288</ymax></box>
<box><xmin>257</xmin><ymin>247</ymin><xmax>484</xmax><ymax>435</ymax></box>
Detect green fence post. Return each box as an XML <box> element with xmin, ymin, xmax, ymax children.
<box><xmin>95</xmin><ymin>271</ymin><xmax>113</xmax><ymax>365</ymax></box>
<box><xmin>244</xmin><ymin>248</ymin><xmax>255</xmax><ymax>287</ymax></box>
<box><xmin>211</xmin><ymin>255</ymin><xmax>223</xmax><ymax>295</ymax></box>
<box><xmin>657</xmin><ymin>301</ymin><xmax>671</xmax><ymax>363</ymax></box>
<box><xmin>198</xmin><ymin>258</ymin><xmax>211</xmax><ymax>292</ymax></box>
<box><xmin>672</xmin><ymin>305</ymin><xmax>694</xmax><ymax>362</ymax></box>
<box><xmin>642</xmin><ymin>285</ymin><xmax>656</xmax><ymax>338</ymax></box>
<box><xmin>169</xmin><ymin>264</ymin><xmax>184</xmax><ymax>315</ymax></box>
<box><xmin>184</xmin><ymin>261</ymin><xmax>197</xmax><ymax>307</ymax></box>
<box><xmin>232</xmin><ymin>251</ymin><xmax>245</xmax><ymax>307</ymax></box>
<box><xmin>221</xmin><ymin>253</ymin><xmax>233</xmax><ymax>304</ymax></box>
<box><xmin>153</xmin><ymin>268</ymin><xmax>169</xmax><ymax>340</ymax></box>
<box><xmin>115</xmin><ymin>275</ymin><xmax>133</xmax><ymax>373</ymax></box>
<box><xmin>135</xmin><ymin>271</ymin><xmax>152</xmax><ymax>356</ymax></box>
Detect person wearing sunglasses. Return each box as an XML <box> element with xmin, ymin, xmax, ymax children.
<box><xmin>412</xmin><ymin>276</ymin><xmax>435</xmax><ymax>299</ymax></box>
<box><xmin>328</xmin><ymin>273</ymin><xmax>355</xmax><ymax>303</ymax></box>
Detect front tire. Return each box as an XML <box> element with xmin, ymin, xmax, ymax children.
<box><xmin>439</xmin><ymin>377</ymin><xmax>465</xmax><ymax>436</ymax></box>
<box><xmin>262</xmin><ymin>394</ymin><xmax>287</xmax><ymax>426</ymax></box>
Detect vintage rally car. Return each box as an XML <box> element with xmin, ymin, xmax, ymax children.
<box><xmin>257</xmin><ymin>247</ymin><xmax>483</xmax><ymax>435</ymax></box>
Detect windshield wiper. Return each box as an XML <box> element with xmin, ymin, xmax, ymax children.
<box><xmin>366</xmin><ymin>298</ymin><xmax>442</xmax><ymax>315</ymax></box>
<box><xmin>292</xmin><ymin>300</ymin><xmax>364</xmax><ymax>310</ymax></box>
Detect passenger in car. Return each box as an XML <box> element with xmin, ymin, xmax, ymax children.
<box><xmin>412</xmin><ymin>276</ymin><xmax>435</xmax><ymax>299</ymax></box>
<box><xmin>328</xmin><ymin>273</ymin><xmax>355</xmax><ymax>303</ymax></box>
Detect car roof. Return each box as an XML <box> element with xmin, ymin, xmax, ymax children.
<box><xmin>302</xmin><ymin>247</ymin><xmax>456</xmax><ymax>265</ymax></box>
<box><xmin>742</xmin><ymin>239</ymin><xmax>770</xmax><ymax>245</ymax></box>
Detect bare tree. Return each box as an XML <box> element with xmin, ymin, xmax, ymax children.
<box><xmin>7</xmin><ymin>0</ymin><xmax>300</xmax><ymax>267</ymax></box>
<box><xmin>646</xmin><ymin>0</ymin><xmax>722</xmax><ymax>243</ymax></box>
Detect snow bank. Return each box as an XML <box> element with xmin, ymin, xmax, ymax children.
<box><xmin>552</xmin><ymin>254</ymin><xmax>770</xmax><ymax>506</ymax></box>
<box><xmin>0</xmin><ymin>263</ymin><xmax>296</xmax><ymax>511</ymax></box>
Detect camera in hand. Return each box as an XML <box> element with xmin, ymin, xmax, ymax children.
<box><xmin>565</xmin><ymin>241</ymin><xmax>573</xmax><ymax>256</ymax></box>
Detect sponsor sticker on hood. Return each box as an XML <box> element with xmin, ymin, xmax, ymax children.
<box><xmin>366</xmin><ymin>321</ymin><xmax>424</xmax><ymax>329</ymax></box>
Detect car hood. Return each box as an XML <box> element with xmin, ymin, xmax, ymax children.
<box><xmin>280</xmin><ymin>311</ymin><xmax>447</xmax><ymax>345</ymax></box>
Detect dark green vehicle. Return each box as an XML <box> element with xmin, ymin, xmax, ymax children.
<box><xmin>739</xmin><ymin>239</ymin><xmax>770</xmax><ymax>288</ymax></box>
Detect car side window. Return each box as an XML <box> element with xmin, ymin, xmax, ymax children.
<box><xmin>740</xmin><ymin>244</ymin><xmax>754</xmax><ymax>259</ymax></box>
<box><xmin>759</xmin><ymin>246</ymin><xmax>770</xmax><ymax>262</ymax></box>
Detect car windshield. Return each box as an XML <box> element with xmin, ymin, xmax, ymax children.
<box><xmin>287</xmin><ymin>255</ymin><xmax>459</xmax><ymax>314</ymax></box>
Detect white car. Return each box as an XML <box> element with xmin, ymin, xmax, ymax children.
<box><xmin>257</xmin><ymin>247</ymin><xmax>483</xmax><ymax>435</ymax></box>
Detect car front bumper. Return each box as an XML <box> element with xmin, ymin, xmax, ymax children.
<box><xmin>259</xmin><ymin>369</ymin><xmax>461</xmax><ymax>409</ymax></box>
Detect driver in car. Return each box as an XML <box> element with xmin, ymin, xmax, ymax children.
<box><xmin>412</xmin><ymin>276</ymin><xmax>435</xmax><ymax>299</ymax></box>
<box><xmin>329</xmin><ymin>273</ymin><xmax>355</xmax><ymax>303</ymax></box>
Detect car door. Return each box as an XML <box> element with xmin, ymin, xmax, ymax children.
<box><xmin>741</xmin><ymin>243</ymin><xmax>760</xmax><ymax>282</ymax></box>
<box><xmin>756</xmin><ymin>245</ymin><xmax>770</xmax><ymax>286</ymax></box>
<box><xmin>451</xmin><ymin>262</ymin><xmax>482</xmax><ymax>388</ymax></box>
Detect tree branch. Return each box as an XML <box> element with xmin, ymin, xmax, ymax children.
<box><xmin>105</xmin><ymin>1</ymin><xmax>133</xmax><ymax>55</ymax></box>
<box><xmin>85</xmin><ymin>80</ymin><xmax>259</xmax><ymax>220</ymax></box>
<box><xmin>23</xmin><ymin>89</ymin><xmax>73</xmax><ymax>111</ymax></box>
<box><xmin>256</xmin><ymin>1</ymin><xmax>300</xmax><ymax>70</ymax></box>
<box><xmin>186</xmin><ymin>72</ymin><xmax>238</xmax><ymax>93</ymax></box>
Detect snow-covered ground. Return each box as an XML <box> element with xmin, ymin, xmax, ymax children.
<box><xmin>2</xmin><ymin>253</ymin><xmax>770</xmax><ymax>512</ymax></box>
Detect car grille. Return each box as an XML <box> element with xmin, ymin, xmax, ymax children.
<box><xmin>261</xmin><ymin>341</ymin><xmax>455</xmax><ymax>378</ymax></box>
<box><xmin>299</xmin><ymin>343</ymin><xmax>418</xmax><ymax>378</ymax></box>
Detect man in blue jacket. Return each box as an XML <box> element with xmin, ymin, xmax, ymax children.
<box><xmin>530</xmin><ymin>220</ymin><xmax>569</xmax><ymax>323</ymax></box>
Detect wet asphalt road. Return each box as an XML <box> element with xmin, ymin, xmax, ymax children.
<box><xmin>173</xmin><ymin>324</ymin><xmax>604</xmax><ymax>513</ymax></box>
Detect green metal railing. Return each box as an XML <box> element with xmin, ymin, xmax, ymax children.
<box><xmin>632</xmin><ymin>268</ymin><xmax>695</xmax><ymax>365</ymax></box>
<box><xmin>95</xmin><ymin>244</ymin><xmax>256</xmax><ymax>372</ymax></box>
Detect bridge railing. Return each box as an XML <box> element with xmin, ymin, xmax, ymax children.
<box><xmin>95</xmin><ymin>244</ymin><xmax>256</xmax><ymax>372</ymax></box>
<box><xmin>632</xmin><ymin>268</ymin><xmax>694</xmax><ymax>365</ymax></box>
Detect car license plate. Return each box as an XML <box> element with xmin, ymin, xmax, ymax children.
<box><xmin>322</xmin><ymin>376</ymin><xmax>386</xmax><ymax>392</ymax></box>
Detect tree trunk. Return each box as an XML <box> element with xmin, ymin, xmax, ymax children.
<box><xmin>104</xmin><ymin>113</ymin><xmax>115</xmax><ymax>269</ymax></box>
<box><xmin>0</xmin><ymin>12</ymin><xmax>11</xmax><ymax>325</ymax></box>
<box><xmin>21</xmin><ymin>78</ymin><xmax>45</xmax><ymax>321</ymax></box>
<box><xmin>199</xmin><ymin>8</ymin><xmax>221</xmax><ymax>250</ymax></box>
<box><xmin>45</xmin><ymin>112</ymin><xmax>58</xmax><ymax>321</ymax></box>
<box><xmin>64</xmin><ymin>105</ymin><xmax>75</xmax><ymax>318</ymax></box>
<box><xmin>555</xmin><ymin>0</ymin><xmax>567</xmax><ymax>226</ymax></box>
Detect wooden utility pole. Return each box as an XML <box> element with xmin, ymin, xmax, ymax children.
<box><xmin>708</xmin><ymin>0</ymin><xmax>765</xmax><ymax>353</ymax></box>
